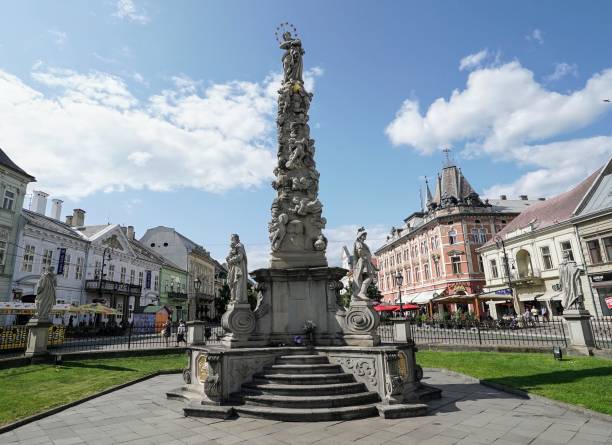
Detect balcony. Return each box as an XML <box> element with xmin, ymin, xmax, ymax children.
<box><xmin>85</xmin><ymin>279</ymin><xmax>142</xmax><ymax>296</ymax></box>
<box><xmin>167</xmin><ymin>291</ymin><xmax>188</xmax><ymax>300</ymax></box>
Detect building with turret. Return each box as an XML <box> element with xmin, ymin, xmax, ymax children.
<box><xmin>375</xmin><ymin>156</ymin><xmax>537</xmax><ymax>318</ymax></box>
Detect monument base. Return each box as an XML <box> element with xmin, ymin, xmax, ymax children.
<box><xmin>342</xmin><ymin>300</ymin><xmax>381</xmax><ymax>347</ymax></box>
<box><xmin>167</xmin><ymin>342</ymin><xmax>440</xmax><ymax>421</ymax></box>
<box><xmin>250</xmin><ymin>266</ymin><xmax>347</xmax><ymax>346</ymax></box>
<box><xmin>186</xmin><ymin>321</ymin><xmax>206</xmax><ymax>345</ymax></box>
<box><xmin>25</xmin><ymin>320</ymin><xmax>52</xmax><ymax>359</ymax></box>
<box><xmin>563</xmin><ymin>309</ymin><xmax>595</xmax><ymax>355</ymax></box>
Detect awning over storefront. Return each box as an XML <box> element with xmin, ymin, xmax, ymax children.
<box><xmin>408</xmin><ymin>289</ymin><xmax>445</xmax><ymax>304</ymax></box>
<box><xmin>373</xmin><ymin>304</ymin><xmax>419</xmax><ymax>312</ymax></box>
<box><xmin>537</xmin><ymin>290</ymin><xmax>561</xmax><ymax>301</ymax></box>
<box><xmin>518</xmin><ymin>292</ymin><xmax>543</xmax><ymax>302</ymax></box>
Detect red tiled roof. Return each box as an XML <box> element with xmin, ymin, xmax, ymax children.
<box><xmin>482</xmin><ymin>168</ymin><xmax>601</xmax><ymax>247</ymax></box>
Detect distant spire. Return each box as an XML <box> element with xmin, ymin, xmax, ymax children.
<box><xmin>442</xmin><ymin>148</ymin><xmax>454</xmax><ymax>168</ymax></box>
<box><xmin>419</xmin><ymin>186</ymin><xmax>424</xmax><ymax>212</ymax></box>
<box><xmin>425</xmin><ymin>176</ymin><xmax>433</xmax><ymax>204</ymax></box>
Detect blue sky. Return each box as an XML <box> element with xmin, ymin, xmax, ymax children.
<box><xmin>1</xmin><ymin>0</ymin><xmax>611</xmax><ymax>267</ymax></box>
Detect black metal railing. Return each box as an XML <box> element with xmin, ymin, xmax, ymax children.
<box><xmin>378</xmin><ymin>316</ymin><xmax>568</xmax><ymax>348</ymax></box>
<box><xmin>48</xmin><ymin>322</ymin><xmax>224</xmax><ymax>353</ymax></box>
<box><xmin>589</xmin><ymin>317</ymin><xmax>612</xmax><ymax>349</ymax></box>
<box><xmin>85</xmin><ymin>279</ymin><xmax>142</xmax><ymax>296</ymax></box>
<box><xmin>0</xmin><ymin>325</ymin><xmax>28</xmax><ymax>355</ymax></box>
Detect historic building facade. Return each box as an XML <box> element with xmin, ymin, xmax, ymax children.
<box><xmin>74</xmin><ymin>221</ymin><xmax>162</xmax><ymax>322</ymax></box>
<box><xmin>0</xmin><ymin>148</ymin><xmax>35</xmax><ymax>301</ymax></box>
<box><xmin>140</xmin><ymin>226</ymin><xmax>218</xmax><ymax>320</ymax></box>
<box><xmin>572</xmin><ymin>158</ymin><xmax>612</xmax><ymax>316</ymax></box>
<box><xmin>375</xmin><ymin>159</ymin><xmax>536</xmax><ymax>317</ymax></box>
<box><xmin>478</xmin><ymin>165</ymin><xmax>605</xmax><ymax>318</ymax></box>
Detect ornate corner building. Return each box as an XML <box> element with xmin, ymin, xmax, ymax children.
<box><xmin>375</xmin><ymin>158</ymin><xmax>538</xmax><ymax>317</ymax></box>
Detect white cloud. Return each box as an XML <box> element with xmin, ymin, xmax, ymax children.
<box><xmin>544</xmin><ymin>62</ymin><xmax>578</xmax><ymax>82</ymax></box>
<box><xmin>93</xmin><ymin>52</ymin><xmax>118</xmax><ymax>64</ymax></box>
<box><xmin>526</xmin><ymin>28</ymin><xmax>544</xmax><ymax>44</ymax></box>
<box><xmin>0</xmin><ymin>66</ymin><xmax>321</xmax><ymax>200</ymax></box>
<box><xmin>113</xmin><ymin>0</ymin><xmax>150</xmax><ymax>25</ymax></box>
<box><xmin>385</xmin><ymin>60</ymin><xmax>612</xmax><ymax>197</ymax></box>
<box><xmin>48</xmin><ymin>29</ymin><xmax>67</xmax><ymax>47</ymax></box>
<box><xmin>459</xmin><ymin>49</ymin><xmax>489</xmax><ymax>71</ymax></box>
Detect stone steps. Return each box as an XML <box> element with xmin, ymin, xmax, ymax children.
<box><xmin>237</xmin><ymin>353</ymin><xmax>381</xmax><ymax>421</ymax></box>
<box><xmin>234</xmin><ymin>403</ymin><xmax>380</xmax><ymax>422</ymax></box>
<box><xmin>241</xmin><ymin>391</ymin><xmax>380</xmax><ymax>409</ymax></box>
<box><xmin>252</xmin><ymin>372</ymin><xmax>355</xmax><ymax>385</ymax></box>
<box><xmin>261</xmin><ymin>363</ymin><xmax>342</xmax><ymax>374</ymax></box>
<box><xmin>276</xmin><ymin>355</ymin><xmax>329</xmax><ymax>364</ymax></box>
<box><xmin>242</xmin><ymin>381</ymin><xmax>367</xmax><ymax>396</ymax></box>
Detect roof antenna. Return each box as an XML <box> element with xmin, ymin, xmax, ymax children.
<box><xmin>442</xmin><ymin>147</ymin><xmax>454</xmax><ymax>168</ymax></box>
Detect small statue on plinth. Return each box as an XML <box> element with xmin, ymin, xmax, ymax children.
<box><xmin>351</xmin><ymin>227</ymin><xmax>378</xmax><ymax>301</ymax></box>
<box><xmin>221</xmin><ymin>234</ymin><xmax>256</xmax><ymax>347</ymax></box>
<box><xmin>227</xmin><ymin>234</ymin><xmax>248</xmax><ymax>304</ymax></box>
<box><xmin>34</xmin><ymin>267</ymin><xmax>57</xmax><ymax>322</ymax></box>
<box><xmin>559</xmin><ymin>251</ymin><xmax>584</xmax><ymax>310</ymax></box>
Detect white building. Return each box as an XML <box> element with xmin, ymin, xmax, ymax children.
<box><xmin>73</xmin><ymin>221</ymin><xmax>162</xmax><ymax>323</ymax></box>
<box><xmin>10</xmin><ymin>205</ymin><xmax>89</xmax><ymax>324</ymax></box>
<box><xmin>478</xmin><ymin>168</ymin><xmax>601</xmax><ymax>318</ymax></box>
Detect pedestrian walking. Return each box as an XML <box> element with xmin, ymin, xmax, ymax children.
<box><xmin>162</xmin><ymin>319</ymin><xmax>172</xmax><ymax>347</ymax></box>
<box><xmin>176</xmin><ymin>320</ymin><xmax>187</xmax><ymax>346</ymax></box>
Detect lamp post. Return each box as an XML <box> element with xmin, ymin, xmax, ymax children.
<box><xmin>494</xmin><ymin>235</ymin><xmax>518</xmax><ymax>315</ymax></box>
<box><xmin>192</xmin><ymin>277</ymin><xmax>201</xmax><ymax>321</ymax></box>
<box><xmin>394</xmin><ymin>270</ymin><xmax>404</xmax><ymax>317</ymax></box>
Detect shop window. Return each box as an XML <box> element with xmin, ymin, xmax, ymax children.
<box><xmin>560</xmin><ymin>241</ymin><xmax>575</xmax><ymax>262</ymax></box>
<box><xmin>588</xmin><ymin>240</ymin><xmax>603</xmax><ymax>264</ymax></box>
<box><xmin>490</xmin><ymin>259</ymin><xmax>499</xmax><ymax>278</ymax></box>
<box><xmin>603</xmin><ymin>236</ymin><xmax>612</xmax><ymax>262</ymax></box>
<box><xmin>540</xmin><ymin>246</ymin><xmax>553</xmax><ymax>270</ymax></box>
<box><xmin>451</xmin><ymin>256</ymin><xmax>461</xmax><ymax>274</ymax></box>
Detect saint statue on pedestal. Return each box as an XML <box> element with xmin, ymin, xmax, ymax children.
<box><xmin>559</xmin><ymin>251</ymin><xmax>584</xmax><ymax>310</ymax></box>
<box><xmin>352</xmin><ymin>227</ymin><xmax>378</xmax><ymax>301</ymax></box>
<box><xmin>280</xmin><ymin>31</ymin><xmax>304</xmax><ymax>84</ymax></box>
<box><xmin>227</xmin><ymin>234</ymin><xmax>248</xmax><ymax>304</ymax></box>
<box><xmin>35</xmin><ymin>267</ymin><xmax>56</xmax><ymax>322</ymax></box>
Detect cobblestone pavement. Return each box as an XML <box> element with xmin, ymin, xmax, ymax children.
<box><xmin>1</xmin><ymin>369</ymin><xmax>610</xmax><ymax>445</ymax></box>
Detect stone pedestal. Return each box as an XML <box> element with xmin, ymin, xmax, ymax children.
<box><xmin>221</xmin><ymin>303</ymin><xmax>259</xmax><ymax>349</ymax></box>
<box><xmin>186</xmin><ymin>321</ymin><xmax>207</xmax><ymax>345</ymax></box>
<box><xmin>250</xmin><ymin>267</ymin><xmax>346</xmax><ymax>346</ymax></box>
<box><xmin>342</xmin><ymin>300</ymin><xmax>381</xmax><ymax>347</ymax></box>
<box><xmin>25</xmin><ymin>319</ymin><xmax>51</xmax><ymax>358</ymax></box>
<box><xmin>563</xmin><ymin>309</ymin><xmax>595</xmax><ymax>355</ymax></box>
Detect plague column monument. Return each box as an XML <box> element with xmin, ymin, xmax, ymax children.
<box><xmin>169</xmin><ymin>25</ymin><xmax>440</xmax><ymax>421</ymax></box>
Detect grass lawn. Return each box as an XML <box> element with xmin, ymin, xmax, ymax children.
<box><xmin>417</xmin><ymin>351</ymin><xmax>612</xmax><ymax>415</ymax></box>
<box><xmin>0</xmin><ymin>353</ymin><xmax>186</xmax><ymax>427</ymax></box>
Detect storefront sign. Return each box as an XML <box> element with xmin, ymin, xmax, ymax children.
<box><xmin>57</xmin><ymin>248</ymin><xmax>66</xmax><ymax>275</ymax></box>
<box><xmin>591</xmin><ymin>272</ymin><xmax>612</xmax><ymax>283</ymax></box>
<box><xmin>494</xmin><ymin>288</ymin><xmax>513</xmax><ymax>295</ymax></box>
<box><xmin>605</xmin><ymin>296</ymin><xmax>612</xmax><ymax>310</ymax></box>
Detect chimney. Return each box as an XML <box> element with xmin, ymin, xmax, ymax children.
<box><xmin>127</xmin><ymin>225</ymin><xmax>135</xmax><ymax>240</ymax></box>
<box><xmin>51</xmin><ymin>199</ymin><xmax>63</xmax><ymax>221</ymax></box>
<box><xmin>31</xmin><ymin>190</ymin><xmax>49</xmax><ymax>215</ymax></box>
<box><xmin>72</xmin><ymin>209</ymin><xmax>85</xmax><ymax>227</ymax></box>
<box><xmin>538</xmin><ymin>197</ymin><xmax>546</xmax><ymax>201</ymax></box>
<box><xmin>65</xmin><ymin>215</ymin><xmax>73</xmax><ymax>226</ymax></box>
<box><xmin>519</xmin><ymin>195</ymin><xmax>528</xmax><ymax>201</ymax></box>
<box><xmin>499</xmin><ymin>195</ymin><xmax>507</xmax><ymax>201</ymax></box>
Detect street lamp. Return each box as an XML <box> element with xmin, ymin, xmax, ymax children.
<box><xmin>191</xmin><ymin>277</ymin><xmax>201</xmax><ymax>321</ymax></box>
<box><xmin>494</xmin><ymin>235</ymin><xmax>518</xmax><ymax>315</ymax></box>
<box><xmin>394</xmin><ymin>270</ymin><xmax>404</xmax><ymax>317</ymax></box>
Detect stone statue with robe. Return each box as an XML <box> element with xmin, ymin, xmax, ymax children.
<box><xmin>559</xmin><ymin>251</ymin><xmax>584</xmax><ymax>310</ymax></box>
<box><xmin>352</xmin><ymin>227</ymin><xmax>378</xmax><ymax>301</ymax></box>
<box><xmin>227</xmin><ymin>234</ymin><xmax>248</xmax><ymax>304</ymax></box>
<box><xmin>280</xmin><ymin>31</ymin><xmax>304</xmax><ymax>84</ymax></box>
<box><xmin>35</xmin><ymin>267</ymin><xmax>56</xmax><ymax>322</ymax></box>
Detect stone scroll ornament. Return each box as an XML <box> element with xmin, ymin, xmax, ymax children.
<box><xmin>34</xmin><ymin>267</ymin><xmax>57</xmax><ymax>322</ymax></box>
<box><xmin>558</xmin><ymin>251</ymin><xmax>585</xmax><ymax>310</ymax></box>
<box><xmin>268</xmin><ymin>23</ymin><xmax>328</xmax><ymax>264</ymax></box>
